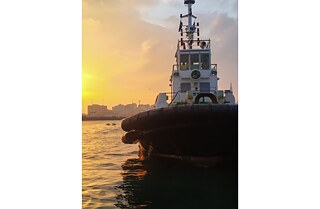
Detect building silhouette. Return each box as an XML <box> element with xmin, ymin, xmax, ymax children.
<box><xmin>87</xmin><ymin>104</ymin><xmax>113</xmax><ymax>117</ymax></box>
<box><xmin>87</xmin><ymin>103</ymin><xmax>153</xmax><ymax>118</ymax></box>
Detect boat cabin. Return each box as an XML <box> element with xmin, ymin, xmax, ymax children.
<box><xmin>169</xmin><ymin>39</ymin><xmax>219</xmax><ymax>105</ymax></box>
<box><xmin>154</xmin><ymin>0</ymin><xmax>235</xmax><ymax>108</ymax></box>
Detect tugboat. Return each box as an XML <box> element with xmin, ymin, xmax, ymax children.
<box><xmin>121</xmin><ymin>0</ymin><xmax>237</xmax><ymax>166</ymax></box>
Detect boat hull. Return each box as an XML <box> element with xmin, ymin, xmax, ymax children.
<box><xmin>121</xmin><ymin>104</ymin><xmax>238</xmax><ymax>166</ymax></box>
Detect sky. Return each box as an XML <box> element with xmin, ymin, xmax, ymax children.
<box><xmin>82</xmin><ymin>0</ymin><xmax>238</xmax><ymax>113</ymax></box>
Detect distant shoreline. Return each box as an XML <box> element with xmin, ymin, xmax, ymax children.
<box><xmin>82</xmin><ymin>116</ymin><xmax>125</xmax><ymax>121</ymax></box>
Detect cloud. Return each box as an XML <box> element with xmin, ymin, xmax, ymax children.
<box><xmin>136</xmin><ymin>0</ymin><xmax>238</xmax><ymax>27</ymax></box>
<box><xmin>82</xmin><ymin>0</ymin><xmax>238</xmax><ymax>111</ymax></box>
<box><xmin>209</xmin><ymin>13</ymin><xmax>238</xmax><ymax>98</ymax></box>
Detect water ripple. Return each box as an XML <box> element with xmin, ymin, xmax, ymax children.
<box><xmin>83</xmin><ymin>120</ymin><xmax>237</xmax><ymax>209</ymax></box>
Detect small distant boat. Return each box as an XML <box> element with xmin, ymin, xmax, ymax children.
<box><xmin>112</xmin><ymin>123</ymin><xmax>116</xmax><ymax>126</ymax></box>
<box><xmin>121</xmin><ymin>0</ymin><xmax>237</xmax><ymax>166</ymax></box>
<box><xmin>106</xmin><ymin>123</ymin><xmax>111</xmax><ymax>125</ymax></box>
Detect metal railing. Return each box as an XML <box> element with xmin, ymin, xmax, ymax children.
<box><xmin>171</xmin><ymin>63</ymin><xmax>217</xmax><ymax>75</ymax></box>
<box><xmin>177</xmin><ymin>39</ymin><xmax>211</xmax><ymax>50</ymax></box>
<box><xmin>162</xmin><ymin>89</ymin><xmax>218</xmax><ymax>106</ymax></box>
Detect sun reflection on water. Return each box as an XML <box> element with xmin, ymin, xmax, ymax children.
<box><xmin>83</xmin><ymin>120</ymin><xmax>237</xmax><ymax>209</ymax></box>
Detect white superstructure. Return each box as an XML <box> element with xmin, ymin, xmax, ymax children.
<box><xmin>155</xmin><ymin>0</ymin><xmax>235</xmax><ymax>109</ymax></box>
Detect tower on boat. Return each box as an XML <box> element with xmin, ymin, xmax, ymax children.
<box><xmin>155</xmin><ymin>0</ymin><xmax>235</xmax><ymax>108</ymax></box>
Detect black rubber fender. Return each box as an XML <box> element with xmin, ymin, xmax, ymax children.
<box><xmin>121</xmin><ymin>104</ymin><xmax>238</xmax><ymax>132</ymax></box>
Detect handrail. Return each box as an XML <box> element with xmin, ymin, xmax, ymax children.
<box><xmin>177</xmin><ymin>39</ymin><xmax>211</xmax><ymax>50</ymax></box>
<box><xmin>165</xmin><ymin>89</ymin><xmax>222</xmax><ymax>106</ymax></box>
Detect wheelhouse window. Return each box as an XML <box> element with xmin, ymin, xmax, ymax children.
<box><xmin>200</xmin><ymin>82</ymin><xmax>210</xmax><ymax>92</ymax></box>
<box><xmin>180</xmin><ymin>54</ymin><xmax>189</xmax><ymax>70</ymax></box>
<box><xmin>181</xmin><ymin>83</ymin><xmax>191</xmax><ymax>92</ymax></box>
<box><xmin>190</xmin><ymin>54</ymin><xmax>199</xmax><ymax>70</ymax></box>
<box><xmin>200</xmin><ymin>54</ymin><xmax>210</xmax><ymax>70</ymax></box>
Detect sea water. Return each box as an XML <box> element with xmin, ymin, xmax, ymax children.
<box><xmin>82</xmin><ymin>120</ymin><xmax>237</xmax><ymax>209</ymax></box>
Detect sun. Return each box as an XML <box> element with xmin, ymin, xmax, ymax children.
<box><xmin>82</xmin><ymin>66</ymin><xmax>94</xmax><ymax>100</ymax></box>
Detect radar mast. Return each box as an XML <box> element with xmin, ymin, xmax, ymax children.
<box><xmin>179</xmin><ymin>0</ymin><xmax>198</xmax><ymax>49</ymax></box>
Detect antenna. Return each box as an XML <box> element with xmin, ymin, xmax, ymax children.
<box><xmin>180</xmin><ymin>0</ymin><xmax>197</xmax><ymax>49</ymax></box>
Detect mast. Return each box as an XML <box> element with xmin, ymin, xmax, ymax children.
<box><xmin>180</xmin><ymin>0</ymin><xmax>197</xmax><ymax>49</ymax></box>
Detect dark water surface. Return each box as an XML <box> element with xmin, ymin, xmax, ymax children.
<box><xmin>83</xmin><ymin>120</ymin><xmax>237</xmax><ymax>209</ymax></box>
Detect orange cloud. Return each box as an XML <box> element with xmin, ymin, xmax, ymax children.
<box><xmin>82</xmin><ymin>0</ymin><xmax>238</xmax><ymax>113</ymax></box>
